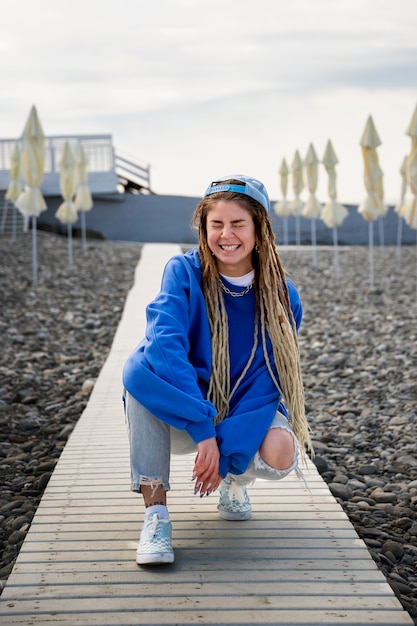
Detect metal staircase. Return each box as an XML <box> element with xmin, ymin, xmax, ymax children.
<box><xmin>114</xmin><ymin>152</ymin><xmax>152</xmax><ymax>193</ymax></box>
<box><xmin>0</xmin><ymin>194</ymin><xmax>26</xmax><ymax>237</ymax></box>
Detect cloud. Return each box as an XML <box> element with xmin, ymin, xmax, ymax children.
<box><xmin>0</xmin><ymin>0</ymin><xmax>416</xmax><ymax>202</ymax></box>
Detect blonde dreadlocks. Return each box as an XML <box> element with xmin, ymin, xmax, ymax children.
<box><xmin>191</xmin><ymin>184</ymin><xmax>313</xmax><ymax>459</ymax></box>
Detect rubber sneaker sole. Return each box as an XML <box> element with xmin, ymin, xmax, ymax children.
<box><xmin>217</xmin><ymin>507</ymin><xmax>251</xmax><ymax>521</ymax></box>
<box><xmin>136</xmin><ymin>551</ymin><xmax>174</xmax><ymax>565</ymax></box>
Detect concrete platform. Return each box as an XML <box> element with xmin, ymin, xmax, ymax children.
<box><xmin>0</xmin><ymin>244</ymin><xmax>413</xmax><ymax>625</ymax></box>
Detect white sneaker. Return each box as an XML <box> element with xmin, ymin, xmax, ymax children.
<box><xmin>136</xmin><ymin>513</ymin><xmax>174</xmax><ymax>565</ymax></box>
<box><xmin>217</xmin><ymin>478</ymin><xmax>251</xmax><ymax>521</ymax></box>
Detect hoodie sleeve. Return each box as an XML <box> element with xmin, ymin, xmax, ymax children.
<box><xmin>122</xmin><ymin>255</ymin><xmax>218</xmax><ymax>443</ymax></box>
<box><xmin>287</xmin><ymin>278</ymin><xmax>302</xmax><ymax>331</ymax></box>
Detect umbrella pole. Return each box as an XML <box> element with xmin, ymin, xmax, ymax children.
<box><xmin>379</xmin><ymin>218</ymin><xmax>384</xmax><ymax>247</ymax></box>
<box><xmin>296</xmin><ymin>215</ymin><xmax>300</xmax><ymax>252</ymax></box>
<box><xmin>396</xmin><ymin>215</ymin><xmax>403</xmax><ymax>258</ymax></box>
<box><xmin>283</xmin><ymin>215</ymin><xmax>288</xmax><ymax>248</ymax></box>
<box><xmin>68</xmin><ymin>224</ymin><xmax>73</xmax><ymax>267</ymax></box>
<box><xmin>12</xmin><ymin>205</ymin><xmax>17</xmax><ymax>241</ymax></box>
<box><xmin>333</xmin><ymin>227</ymin><xmax>340</xmax><ymax>283</ymax></box>
<box><xmin>369</xmin><ymin>221</ymin><xmax>374</xmax><ymax>291</ymax></box>
<box><xmin>81</xmin><ymin>211</ymin><xmax>87</xmax><ymax>254</ymax></box>
<box><xmin>0</xmin><ymin>199</ymin><xmax>8</xmax><ymax>232</ymax></box>
<box><xmin>311</xmin><ymin>218</ymin><xmax>317</xmax><ymax>266</ymax></box>
<box><xmin>32</xmin><ymin>216</ymin><xmax>37</xmax><ymax>285</ymax></box>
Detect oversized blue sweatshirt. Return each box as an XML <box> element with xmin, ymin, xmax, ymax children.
<box><xmin>122</xmin><ymin>248</ymin><xmax>302</xmax><ymax>478</ymax></box>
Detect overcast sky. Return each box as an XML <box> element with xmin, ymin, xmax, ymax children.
<box><xmin>1</xmin><ymin>0</ymin><xmax>416</xmax><ymax>204</ymax></box>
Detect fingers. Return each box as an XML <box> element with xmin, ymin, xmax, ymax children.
<box><xmin>192</xmin><ymin>469</ymin><xmax>218</xmax><ymax>496</ymax></box>
<box><xmin>192</xmin><ymin>474</ymin><xmax>222</xmax><ymax>497</ymax></box>
<box><xmin>192</xmin><ymin>437</ymin><xmax>221</xmax><ymax>496</ymax></box>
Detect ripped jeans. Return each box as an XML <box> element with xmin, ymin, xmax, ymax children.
<box><xmin>124</xmin><ymin>390</ymin><xmax>300</xmax><ymax>493</ymax></box>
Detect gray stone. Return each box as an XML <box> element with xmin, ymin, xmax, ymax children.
<box><xmin>329</xmin><ymin>483</ymin><xmax>352</xmax><ymax>501</ymax></box>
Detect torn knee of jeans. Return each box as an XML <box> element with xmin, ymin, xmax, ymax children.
<box><xmin>139</xmin><ymin>476</ymin><xmax>164</xmax><ymax>497</ymax></box>
<box><xmin>255</xmin><ymin>425</ymin><xmax>300</xmax><ymax>472</ymax></box>
<box><xmin>254</xmin><ymin>451</ymin><xmax>276</xmax><ymax>472</ymax></box>
<box><xmin>270</xmin><ymin>424</ymin><xmax>300</xmax><ymax>457</ymax></box>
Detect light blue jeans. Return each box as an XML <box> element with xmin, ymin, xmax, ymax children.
<box><xmin>124</xmin><ymin>391</ymin><xmax>300</xmax><ymax>493</ymax></box>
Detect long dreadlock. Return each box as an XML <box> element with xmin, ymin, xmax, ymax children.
<box><xmin>191</xmin><ymin>185</ymin><xmax>313</xmax><ymax>459</ymax></box>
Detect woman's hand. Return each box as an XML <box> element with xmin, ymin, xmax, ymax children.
<box><xmin>193</xmin><ymin>437</ymin><xmax>222</xmax><ymax>496</ymax></box>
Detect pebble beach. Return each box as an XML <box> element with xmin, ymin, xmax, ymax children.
<box><xmin>0</xmin><ymin>230</ymin><xmax>416</xmax><ymax>623</ymax></box>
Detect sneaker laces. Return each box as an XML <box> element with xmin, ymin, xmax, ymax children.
<box><xmin>145</xmin><ymin>513</ymin><xmax>160</xmax><ymax>539</ymax></box>
<box><xmin>227</xmin><ymin>480</ymin><xmax>247</xmax><ymax>505</ymax></box>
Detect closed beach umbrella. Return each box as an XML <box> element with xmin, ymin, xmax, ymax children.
<box><xmin>15</xmin><ymin>105</ymin><xmax>47</xmax><ymax>284</ymax></box>
<box><xmin>302</xmin><ymin>143</ymin><xmax>321</xmax><ymax>265</ymax></box>
<box><xmin>358</xmin><ymin>115</ymin><xmax>387</xmax><ymax>220</ymax></box>
<box><xmin>395</xmin><ymin>155</ymin><xmax>408</xmax><ymax>257</ymax></box>
<box><xmin>1</xmin><ymin>143</ymin><xmax>22</xmax><ymax>238</ymax></box>
<box><xmin>291</xmin><ymin>150</ymin><xmax>304</xmax><ymax>249</ymax></box>
<box><xmin>358</xmin><ymin>115</ymin><xmax>386</xmax><ymax>290</ymax></box>
<box><xmin>55</xmin><ymin>141</ymin><xmax>78</xmax><ymax>266</ymax></box>
<box><xmin>303</xmin><ymin>143</ymin><xmax>321</xmax><ymax>218</ymax></box>
<box><xmin>321</xmin><ymin>139</ymin><xmax>348</xmax><ymax>282</ymax></box>
<box><xmin>74</xmin><ymin>145</ymin><xmax>93</xmax><ymax>254</ymax></box>
<box><xmin>5</xmin><ymin>143</ymin><xmax>22</xmax><ymax>203</ymax></box>
<box><xmin>402</xmin><ymin>104</ymin><xmax>417</xmax><ymax>288</ymax></box>
<box><xmin>402</xmin><ymin>104</ymin><xmax>417</xmax><ymax>230</ymax></box>
<box><xmin>15</xmin><ymin>106</ymin><xmax>47</xmax><ymax>218</ymax></box>
<box><xmin>273</xmin><ymin>158</ymin><xmax>291</xmax><ymax>246</ymax></box>
<box><xmin>321</xmin><ymin>140</ymin><xmax>348</xmax><ymax>228</ymax></box>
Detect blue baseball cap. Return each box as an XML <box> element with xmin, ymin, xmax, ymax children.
<box><xmin>203</xmin><ymin>174</ymin><xmax>270</xmax><ymax>213</ymax></box>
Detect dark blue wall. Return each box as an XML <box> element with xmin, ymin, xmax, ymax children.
<box><xmin>38</xmin><ymin>193</ymin><xmax>416</xmax><ymax>246</ymax></box>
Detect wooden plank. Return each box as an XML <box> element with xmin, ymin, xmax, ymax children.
<box><xmin>0</xmin><ymin>609</ymin><xmax>413</xmax><ymax>626</ymax></box>
<box><xmin>7</xmin><ymin>568</ymin><xmax>388</xmax><ymax>585</ymax></box>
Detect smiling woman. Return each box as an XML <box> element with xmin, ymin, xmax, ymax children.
<box><xmin>206</xmin><ymin>199</ymin><xmax>256</xmax><ymax>276</ymax></box>
<box><xmin>122</xmin><ymin>173</ymin><xmax>313</xmax><ymax>566</ymax></box>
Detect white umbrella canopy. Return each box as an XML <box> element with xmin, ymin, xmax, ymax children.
<box><xmin>74</xmin><ymin>145</ymin><xmax>93</xmax><ymax>212</ymax></box>
<box><xmin>74</xmin><ymin>145</ymin><xmax>93</xmax><ymax>254</ymax></box>
<box><xmin>395</xmin><ymin>155</ymin><xmax>409</xmax><ymax>256</ymax></box>
<box><xmin>5</xmin><ymin>143</ymin><xmax>22</xmax><ymax>203</ymax></box>
<box><xmin>321</xmin><ymin>139</ymin><xmax>348</xmax><ymax>282</ymax></box>
<box><xmin>274</xmin><ymin>158</ymin><xmax>291</xmax><ymax>216</ymax></box>
<box><xmin>291</xmin><ymin>150</ymin><xmax>305</xmax><ymax>215</ymax></box>
<box><xmin>273</xmin><ymin>158</ymin><xmax>291</xmax><ymax>246</ymax></box>
<box><xmin>56</xmin><ymin>141</ymin><xmax>78</xmax><ymax>224</ymax></box>
<box><xmin>402</xmin><ymin>104</ymin><xmax>417</xmax><ymax>230</ymax></box>
<box><xmin>402</xmin><ymin>104</ymin><xmax>417</xmax><ymax>291</ymax></box>
<box><xmin>302</xmin><ymin>143</ymin><xmax>321</xmax><ymax>266</ymax></box>
<box><xmin>395</xmin><ymin>155</ymin><xmax>408</xmax><ymax>217</ymax></box>
<box><xmin>321</xmin><ymin>140</ymin><xmax>348</xmax><ymax>229</ymax></box>
<box><xmin>302</xmin><ymin>143</ymin><xmax>321</xmax><ymax>218</ymax></box>
<box><xmin>15</xmin><ymin>105</ymin><xmax>47</xmax><ymax>284</ymax></box>
<box><xmin>15</xmin><ymin>105</ymin><xmax>47</xmax><ymax>219</ymax></box>
<box><xmin>358</xmin><ymin>115</ymin><xmax>387</xmax><ymax>290</ymax></box>
<box><xmin>55</xmin><ymin>141</ymin><xmax>78</xmax><ymax>266</ymax></box>
<box><xmin>358</xmin><ymin>115</ymin><xmax>387</xmax><ymax>221</ymax></box>
<box><xmin>291</xmin><ymin>150</ymin><xmax>304</xmax><ymax>249</ymax></box>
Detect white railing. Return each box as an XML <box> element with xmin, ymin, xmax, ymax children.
<box><xmin>0</xmin><ymin>134</ymin><xmax>119</xmax><ymax>195</ymax></box>
<box><xmin>115</xmin><ymin>152</ymin><xmax>152</xmax><ymax>192</ymax></box>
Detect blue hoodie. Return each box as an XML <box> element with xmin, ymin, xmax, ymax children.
<box><xmin>122</xmin><ymin>248</ymin><xmax>302</xmax><ymax>478</ymax></box>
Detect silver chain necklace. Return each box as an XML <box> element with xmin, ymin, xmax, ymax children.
<box><xmin>219</xmin><ymin>279</ymin><xmax>253</xmax><ymax>297</ymax></box>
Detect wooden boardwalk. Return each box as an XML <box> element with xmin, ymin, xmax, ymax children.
<box><xmin>0</xmin><ymin>244</ymin><xmax>413</xmax><ymax>625</ymax></box>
